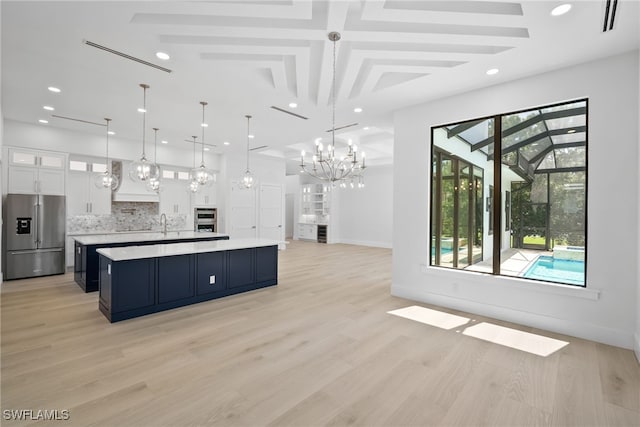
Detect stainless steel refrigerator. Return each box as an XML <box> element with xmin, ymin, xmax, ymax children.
<box><xmin>3</xmin><ymin>193</ymin><xmax>66</xmax><ymax>280</ymax></box>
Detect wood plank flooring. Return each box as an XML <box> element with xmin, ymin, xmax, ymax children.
<box><xmin>1</xmin><ymin>241</ymin><xmax>639</xmax><ymax>426</ymax></box>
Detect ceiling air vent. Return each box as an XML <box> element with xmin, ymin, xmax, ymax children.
<box><xmin>51</xmin><ymin>114</ymin><xmax>104</xmax><ymax>126</ymax></box>
<box><xmin>84</xmin><ymin>40</ymin><xmax>172</xmax><ymax>73</ymax></box>
<box><xmin>270</xmin><ymin>106</ymin><xmax>309</xmax><ymax>120</ymax></box>
<box><xmin>602</xmin><ymin>0</ymin><xmax>619</xmax><ymax>32</ymax></box>
<box><xmin>325</xmin><ymin>123</ymin><xmax>359</xmax><ymax>132</ymax></box>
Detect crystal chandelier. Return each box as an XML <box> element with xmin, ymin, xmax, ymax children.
<box><xmin>188</xmin><ymin>135</ymin><xmax>201</xmax><ymax>193</ymax></box>
<box><xmin>93</xmin><ymin>117</ymin><xmax>119</xmax><ymax>190</ymax></box>
<box><xmin>299</xmin><ymin>32</ymin><xmax>366</xmax><ymax>185</ymax></box>
<box><xmin>190</xmin><ymin>101</ymin><xmax>215</xmax><ymax>187</ymax></box>
<box><xmin>147</xmin><ymin>127</ymin><xmax>162</xmax><ymax>193</ymax></box>
<box><xmin>239</xmin><ymin>114</ymin><xmax>255</xmax><ymax>189</ymax></box>
<box><xmin>130</xmin><ymin>83</ymin><xmax>160</xmax><ymax>182</ymax></box>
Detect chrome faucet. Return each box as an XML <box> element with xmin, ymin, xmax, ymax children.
<box><xmin>160</xmin><ymin>213</ymin><xmax>167</xmax><ymax>235</ymax></box>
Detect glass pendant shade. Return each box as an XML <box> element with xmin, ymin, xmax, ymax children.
<box><xmin>94</xmin><ymin>171</ymin><xmax>119</xmax><ymax>190</ymax></box>
<box><xmin>95</xmin><ymin>117</ymin><xmax>119</xmax><ymax>190</ymax></box>
<box><xmin>191</xmin><ymin>165</ymin><xmax>216</xmax><ymax>187</ymax></box>
<box><xmin>146</xmin><ymin>177</ymin><xmax>163</xmax><ymax>193</ymax></box>
<box><xmin>188</xmin><ymin>179</ymin><xmax>200</xmax><ymax>193</ymax></box>
<box><xmin>146</xmin><ymin>127</ymin><xmax>162</xmax><ymax>193</ymax></box>
<box><xmin>130</xmin><ymin>83</ymin><xmax>160</xmax><ymax>182</ymax></box>
<box><xmin>241</xmin><ymin>170</ymin><xmax>255</xmax><ymax>189</ymax></box>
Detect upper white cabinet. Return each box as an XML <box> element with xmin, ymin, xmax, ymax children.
<box><xmin>7</xmin><ymin>148</ymin><xmax>65</xmax><ymax>195</ymax></box>
<box><xmin>67</xmin><ymin>171</ymin><xmax>111</xmax><ymax>215</ymax></box>
<box><xmin>159</xmin><ymin>179</ymin><xmax>191</xmax><ymax>215</ymax></box>
<box><xmin>192</xmin><ymin>183</ymin><xmax>217</xmax><ymax>206</ymax></box>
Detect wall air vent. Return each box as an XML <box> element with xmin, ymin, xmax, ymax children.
<box><xmin>325</xmin><ymin>123</ymin><xmax>359</xmax><ymax>132</ymax></box>
<box><xmin>51</xmin><ymin>114</ymin><xmax>105</xmax><ymax>126</ymax></box>
<box><xmin>602</xmin><ymin>0</ymin><xmax>619</xmax><ymax>32</ymax></box>
<box><xmin>84</xmin><ymin>40</ymin><xmax>172</xmax><ymax>73</ymax></box>
<box><xmin>270</xmin><ymin>106</ymin><xmax>309</xmax><ymax>120</ymax></box>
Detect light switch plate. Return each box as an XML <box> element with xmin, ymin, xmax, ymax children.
<box><xmin>209</xmin><ymin>275</ymin><xmax>215</xmax><ymax>284</ymax></box>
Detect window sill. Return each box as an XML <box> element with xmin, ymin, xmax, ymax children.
<box><xmin>421</xmin><ymin>265</ymin><xmax>600</xmax><ymax>301</ymax></box>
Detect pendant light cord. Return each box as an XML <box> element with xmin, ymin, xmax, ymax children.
<box><xmin>245</xmin><ymin>115</ymin><xmax>252</xmax><ymax>172</ymax></box>
<box><xmin>153</xmin><ymin>127</ymin><xmax>158</xmax><ymax>164</ymax></box>
<box><xmin>192</xmin><ymin>136</ymin><xmax>197</xmax><ymax>168</ymax></box>
<box><xmin>331</xmin><ymin>33</ymin><xmax>336</xmax><ymax>149</ymax></box>
<box><xmin>200</xmin><ymin>102</ymin><xmax>207</xmax><ymax>167</ymax></box>
<box><xmin>105</xmin><ymin>118</ymin><xmax>111</xmax><ymax>173</ymax></box>
<box><xmin>140</xmin><ymin>84</ymin><xmax>149</xmax><ymax>159</ymax></box>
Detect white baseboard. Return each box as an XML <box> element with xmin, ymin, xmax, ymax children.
<box><xmin>337</xmin><ymin>238</ymin><xmax>392</xmax><ymax>249</ymax></box>
<box><xmin>391</xmin><ymin>282</ymin><xmax>634</xmax><ymax>350</ymax></box>
<box><xmin>634</xmin><ymin>332</ymin><xmax>640</xmax><ymax>364</ymax></box>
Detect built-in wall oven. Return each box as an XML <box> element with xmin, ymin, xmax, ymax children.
<box><xmin>194</xmin><ymin>208</ymin><xmax>217</xmax><ymax>232</ymax></box>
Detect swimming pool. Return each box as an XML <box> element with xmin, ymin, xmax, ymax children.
<box><xmin>523</xmin><ymin>255</ymin><xmax>584</xmax><ymax>286</ymax></box>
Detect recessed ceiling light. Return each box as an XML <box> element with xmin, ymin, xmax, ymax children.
<box><xmin>43</xmin><ymin>105</ymin><xmax>54</xmax><ymax>111</ymax></box>
<box><xmin>156</xmin><ymin>52</ymin><xmax>170</xmax><ymax>60</ymax></box>
<box><xmin>289</xmin><ymin>102</ymin><xmax>298</xmax><ymax>108</ymax></box>
<box><xmin>39</xmin><ymin>119</ymin><xmax>49</xmax><ymax>124</ymax></box>
<box><xmin>108</xmin><ymin>131</ymin><xmax>115</xmax><ymax>135</ymax></box>
<box><xmin>354</xmin><ymin>107</ymin><xmax>363</xmax><ymax>113</ymax></box>
<box><xmin>48</xmin><ymin>86</ymin><xmax>61</xmax><ymax>93</ymax></box>
<box><xmin>363</xmin><ymin>126</ymin><xmax>369</xmax><ymax>130</ymax></box>
<box><xmin>248</xmin><ymin>134</ymin><xmax>255</xmax><ymax>139</ymax></box>
<box><xmin>204</xmin><ymin>147</ymin><xmax>210</xmax><ymax>151</ymax></box>
<box><xmin>161</xmin><ymin>140</ymin><xmax>168</xmax><ymax>144</ymax></box>
<box><xmin>551</xmin><ymin>4</ymin><xmax>572</xmax><ymax>16</ymax></box>
<box><xmin>486</xmin><ymin>68</ymin><xmax>499</xmax><ymax>75</ymax></box>
<box><xmin>201</xmin><ymin>123</ymin><xmax>208</xmax><ymax>128</ymax></box>
<box><xmin>223</xmin><ymin>141</ymin><xmax>230</xmax><ymax>146</ymax></box>
<box><xmin>137</xmin><ymin>108</ymin><xmax>146</xmax><ymax>113</ymax></box>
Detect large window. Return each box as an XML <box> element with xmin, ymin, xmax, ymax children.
<box><xmin>430</xmin><ymin>99</ymin><xmax>587</xmax><ymax>286</ymax></box>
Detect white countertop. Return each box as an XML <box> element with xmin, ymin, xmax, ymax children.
<box><xmin>96</xmin><ymin>238</ymin><xmax>281</xmax><ymax>261</ymax></box>
<box><xmin>73</xmin><ymin>231</ymin><xmax>228</xmax><ymax>245</ymax></box>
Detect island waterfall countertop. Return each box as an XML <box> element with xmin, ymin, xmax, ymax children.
<box><xmin>96</xmin><ymin>238</ymin><xmax>281</xmax><ymax>261</ymax></box>
<box><xmin>73</xmin><ymin>231</ymin><xmax>228</xmax><ymax>245</ymax></box>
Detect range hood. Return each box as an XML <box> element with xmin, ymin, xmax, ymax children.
<box><xmin>112</xmin><ymin>161</ymin><xmax>159</xmax><ymax>203</ymax></box>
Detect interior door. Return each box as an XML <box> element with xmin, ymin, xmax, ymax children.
<box><xmin>229</xmin><ymin>183</ymin><xmax>257</xmax><ymax>239</ymax></box>
<box><xmin>259</xmin><ymin>184</ymin><xmax>283</xmax><ymax>241</ymax></box>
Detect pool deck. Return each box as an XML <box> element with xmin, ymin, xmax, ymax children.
<box><xmin>465</xmin><ymin>248</ymin><xmax>552</xmax><ymax>276</ymax></box>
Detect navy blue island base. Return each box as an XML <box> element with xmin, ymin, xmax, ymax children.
<box><xmin>97</xmin><ymin>240</ymin><xmax>278</xmax><ymax>322</ymax></box>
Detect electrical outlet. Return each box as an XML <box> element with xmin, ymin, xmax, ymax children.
<box><xmin>209</xmin><ymin>275</ymin><xmax>215</xmax><ymax>285</ymax></box>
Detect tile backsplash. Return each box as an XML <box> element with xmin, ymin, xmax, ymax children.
<box><xmin>67</xmin><ymin>201</ymin><xmax>187</xmax><ymax>234</ymax></box>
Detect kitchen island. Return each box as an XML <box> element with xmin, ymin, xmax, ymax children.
<box><xmin>97</xmin><ymin>238</ymin><xmax>279</xmax><ymax>322</ymax></box>
<box><xmin>73</xmin><ymin>231</ymin><xmax>229</xmax><ymax>292</ymax></box>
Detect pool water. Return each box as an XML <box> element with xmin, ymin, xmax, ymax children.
<box><xmin>524</xmin><ymin>255</ymin><xmax>584</xmax><ymax>286</ymax></box>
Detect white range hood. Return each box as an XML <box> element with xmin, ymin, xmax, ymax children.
<box><xmin>113</xmin><ymin>161</ymin><xmax>160</xmax><ymax>203</ymax></box>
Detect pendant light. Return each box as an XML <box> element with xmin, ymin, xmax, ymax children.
<box><xmin>190</xmin><ymin>101</ymin><xmax>215</xmax><ymax>187</ymax></box>
<box><xmin>239</xmin><ymin>114</ymin><xmax>255</xmax><ymax>189</ymax></box>
<box><xmin>188</xmin><ymin>136</ymin><xmax>200</xmax><ymax>193</ymax></box>
<box><xmin>93</xmin><ymin>117</ymin><xmax>119</xmax><ymax>190</ymax></box>
<box><xmin>129</xmin><ymin>83</ymin><xmax>160</xmax><ymax>182</ymax></box>
<box><xmin>147</xmin><ymin>127</ymin><xmax>162</xmax><ymax>193</ymax></box>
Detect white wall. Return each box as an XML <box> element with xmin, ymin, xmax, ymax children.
<box><xmin>393</xmin><ymin>50</ymin><xmax>639</xmax><ymax>349</ymax></box>
<box><xmin>335</xmin><ymin>165</ymin><xmax>393</xmax><ymax>248</ymax></box>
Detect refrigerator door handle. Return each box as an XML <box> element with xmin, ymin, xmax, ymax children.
<box><xmin>33</xmin><ymin>203</ymin><xmax>39</xmax><ymax>247</ymax></box>
<box><xmin>36</xmin><ymin>201</ymin><xmax>42</xmax><ymax>247</ymax></box>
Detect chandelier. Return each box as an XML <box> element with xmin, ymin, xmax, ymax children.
<box><xmin>130</xmin><ymin>83</ymin><xmax>160</xmax><ymax>182</ymax></box>
<box><xmin>299</xmin><ymin>31</ymin><xmax>366</xmax><ymax>185</ymax></box>
<box><xmin>93</xmin><ymin>117</ymin><xmax>119</xmax><ymax>190</ymax></box>
<box><xmin>239</xmin><ymin>114</ymin><xmax>256</xmax><ymax>189</ymax></box>
<box><xmin>190</xmin><ymin>101</ymin><xmax>215</xmax><ymax>187</ymax></box>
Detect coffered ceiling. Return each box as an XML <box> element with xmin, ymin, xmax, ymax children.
<box><xmin>2</xmin><ymin>1</ymin><xmax>638</xmax><ymax>168</ymax></box>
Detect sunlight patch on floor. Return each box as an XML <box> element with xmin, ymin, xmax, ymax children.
<box><xmin>462</xmin><ymin>322</ymin><xmax>569</xmax><ymax>356</ymax></box>
<box><xmin>387</xmin><ymin>305</ymin><xmax>470</xmax><ymax>330</ymax></box>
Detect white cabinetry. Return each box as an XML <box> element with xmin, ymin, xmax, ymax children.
<box><xmin>298</xmin><ymin>223</ymin><xmax>317</xmax><ymax>241</ymax></box>
<box><xmin>7</xmin><ymin>148</ymin><xmax>65</xmax><ymax>195</ymax></box>
<box><xmin>67</xmin><ymin>172</ymin><xmax>111</xmax><ymax>215</ymax></box>
<box><xmin>192</xmin><ymin>184</ymin><xmax>216</xmax><ymax>206</ymax></box>
<box><xmin>159</xmin><ymin>180</ymin><xmax>191</xmax><ymax>215</ymax></box>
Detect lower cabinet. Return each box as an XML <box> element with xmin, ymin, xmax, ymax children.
<box><xmin>99</xmin><ymin>245</ymin><xmax>278</xmax><ymax>322</ymax></box>
<box><xmin>158</xmin><ymin>255</ymin><xmax>195</xmax><ymax>303</ymax></box>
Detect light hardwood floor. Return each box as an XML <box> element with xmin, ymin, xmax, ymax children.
<box><xmin>1</xmin><ymin>241</ymin><xmax>639</xmax><ymax>426</ymax></box>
